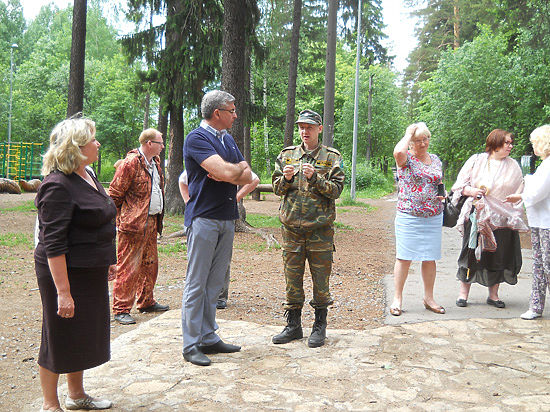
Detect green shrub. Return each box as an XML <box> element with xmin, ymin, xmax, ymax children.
<box><xmin>342</xmin><ymin>160</ymin><xmax>393</xmax><ymax>190</ymax></box>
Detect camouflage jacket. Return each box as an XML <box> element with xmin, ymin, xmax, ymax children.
<box><xmin>272</xmin><ymin>142</ymin><xmax>344</xmax><ymax>229</ymax></box>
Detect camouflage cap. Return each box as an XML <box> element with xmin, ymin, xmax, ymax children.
<box><xmin>295</xmin><ymin>109</ymin><xmax>322</xmax><ymax>125</ymax></box>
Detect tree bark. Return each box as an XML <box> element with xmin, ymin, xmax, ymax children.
<box><xmin>222</xmin><ymin>0</ymin><xmax>247</xmax><ymax>154</ymax></box>
<box><xmin>244</xmin><ymin>47</ymin><xmax>252</xmax><ymax>164</ymax></box>
<box><xmin>263</xmin><ymin>70</ymin><xmax>270</xmax><ymax>174</ymax></box>
<box><xmin>283</xmin><ymin>0</ymin><xmax>302</xmax><ymax>148</ymax></box>
<box><xmin>164</xmin><ymin>103</ymin><xmax>184</xmax><ymax>215</ymax></box>
<box><xmin>66</xmin><ymin>0</ymin><xmax>87</xmax><ymax>117</ymax></box>
<box><xmin>222</xmin><ymin>0</ymin><xmax>249</xmax><ymax>231</ymax></box>
<box><xmin>158</xmin><ymin>106</ymin><xmax>169</xmax><ymax>172</ymax></box>
<box><xmin>143</xmin><ymin>91</ymin><xmax>150</xmax><ymax>129</ymax></box>
<box><xmin>322</xmin><ymin>0</ymin><xmax>338</xmax><ymax>147</ymax></box>
<box><xmin>366</xmin><ymin>73</ymin><xmax>373</xmax><ymax>162</ymax></box>
<box><xmin>162</xmin><ymin>0</ymin><xmax>185</xmax><ymax>215</ymax></box>
<box><xmin>453</xmin><ymin>1</ymin><xmax>460</xmax><ymax>50</ymax></box>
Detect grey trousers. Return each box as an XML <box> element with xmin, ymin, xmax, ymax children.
<box><xmin>181</xmin><ymin>217</ymin><xmax>234</xmax><ymax>353</ymax></box>
<box><xmin>218</xmin><ymin>266</ymin><xmax>230</xmax><ymax>302</ymax></box>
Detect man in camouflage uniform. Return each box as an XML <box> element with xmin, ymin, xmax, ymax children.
<box><xmin>271</xmin><ymin>109</ymin><xmax>345</xmax><ymax>348</ymax></box>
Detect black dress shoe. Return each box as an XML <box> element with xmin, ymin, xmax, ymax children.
<box><xmin>114</xmin><ymin>313</ymin><xmax>136</xmax><ymax>325</ymax></box>
<box><xmin>138</xmin><ymin>302</ymin><xmax>170</xmax><ymax>313</ymax></box>
<box><xmin>198</xmin><ymin>340</ymin><xmax>241</xmax><ymax>354</ymax></box>
<box><xmin>456</xmin><ymin>298</ymin><xmax>468</xmax><ymax>307</ymax></box>
<box><xmin>487</xmin><ymin>298</ymin><xmax>505</xmax><ymax>308</ymax></box>
<box><xmin>216</xmin><ymin>300</ymin><xmax>227</xmax><ymax>309</ymax></box>
<box><xmin>183</xmin><ymin>346</ymin><xmax>211</xmax><ymax>366</ymax></box>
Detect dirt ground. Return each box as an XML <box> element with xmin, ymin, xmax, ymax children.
<box><xmin>0</xmin><ymin>191</ymin><xmax>396</xmax><ymax>410</ymax></box>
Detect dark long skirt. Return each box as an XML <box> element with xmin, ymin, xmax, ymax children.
<box><xmin>456</xmin><ymin>217</ymin><xmax>522</xmax><ymax>287</ymax></box>
<box><xmin>36</xmin><ymin>262</ymin><xmax>110</xmax><ymax>374</ymax></box>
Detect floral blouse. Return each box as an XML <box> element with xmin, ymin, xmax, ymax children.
<box><xmin>397</xmin><ymin>152</ymin><xmax>443</xmax><ymax>217</ymax></box>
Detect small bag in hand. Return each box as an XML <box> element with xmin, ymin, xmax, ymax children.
<box><xmin>443</xmin><ymin>192</ymin><xmax>467</xmax><ymax>228</ymax></box>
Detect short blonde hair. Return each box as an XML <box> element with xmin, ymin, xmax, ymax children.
<box><xmin>413</xmin><ymin>122</ymin><xmax>431</xmax><ymax>140</ymax></box>
<box><xmin>530</xmin><ymin>125</ymin><xmax>550</xmax><ymax>158</ymax></box>
<box><xmin>139</xmin><ymin>128</ymin><xmax>161</xmax><ymax>144</ymax></box>
<box><xmin>41</xmin><ymin>117</ymin><xmax>96</xmax><ymax>176</ymax></box>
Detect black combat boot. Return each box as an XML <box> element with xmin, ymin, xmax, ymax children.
<box><xmin>308</xmin><ymin>308</ymin><xmax>327</xmax><ymax>348</ymax></box>
<box><xmin>272</xmin><ymin>309</ymin><xmax>303</xmax><ymax>344</ymax></box>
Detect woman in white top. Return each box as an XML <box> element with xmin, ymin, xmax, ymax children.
<box><xmin>506</xmin><ymin>125</ymin><xmax>550</xmax><ymax>319</ymax></box>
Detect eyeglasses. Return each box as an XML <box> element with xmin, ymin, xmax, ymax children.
<box><xmin>149</xmin><ymin>140</ymin><xmax>164</xmax><ymax>145</ymax></box>
<box><xmin>218</xmin><ymin>108</ymin><xmax>236</xmax><ymax>114</ymax></box>
<box><xmin>412</xmin><ymin>137</ymin><xmax>430</xmax><ymax>144</ymax></box>
<box><xmin>504</xmin><ymin>140</ymin><xmax>514</xmax><ymax>146</ymax></box>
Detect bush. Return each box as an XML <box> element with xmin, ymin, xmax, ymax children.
<box><xmin>343</xmin><ymin>160</ymin><xmax>391</xmax><ymax>190</ymax></box>
<box><xmin>95</xmin><ymin>153</ymin><xmax>119</xmax><ymax>183</ymax></box>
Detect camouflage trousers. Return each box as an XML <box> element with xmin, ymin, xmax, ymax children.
<box><xmin>281</xmin><ymin>224</ymin><xmax>334</xmax><ymax>310</ymax></box>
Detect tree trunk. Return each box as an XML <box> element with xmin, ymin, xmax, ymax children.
<box><xmin>158</xmin><ymin>106</ymin><xmax>169</xmax><ymax>172</ymax></box>
<box><xmin>143</xmin><ymin>91</ymin><xmax>150</xmax><ymax>129</ymax></box>
<box><xmin>222</xmin><ymin>0</ymin><xmax>252</xmax><ymax>231</ymax></box>
<box><xmin>222</xmin><ymin>0</ymin><xmax>247</xmax><ymax>154</ymax></box>
<box><xmin>164</xmin><ymin>104</ymin><xmax>184</xmax><ymax>215</ymax></box>
<box><xmin>322</xmin><ymin>0</ymin><xmax>338</xmax><ymax>146</ymax></box>
<box><xmin>66</xmin><ymin>0</ymin><xmax>87</xmax><ymax>117</ymax></box>
<box><xmin>366</xmin><ymin>73</ymin><xmax>373</xmax><ymax>161</ymax></box>
<box><xmin>263</xmin><ymin>70</ymin><xmax>270</xmax><ymax>174</ymax></box>
<box><xmin>453</xmin><ymin>1</ymin><xmax>460</xmax><ymax>50</ymax></box>
<box><xmin>244</xmin><ymin>47</ymin><xmax>252</xmax><ymax>164</ymax></box>
<box><xmin>283</xmin><ymin>0</ymin><xmax>302</xmax><ymax>148</ymax></box>
<box><xmin>162</xmin><ymin>0</ymin><xmax>185</xmax><ymax>215</ymax></box>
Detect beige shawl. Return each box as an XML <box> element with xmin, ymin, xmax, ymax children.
<box><xmin>451</xmin><ymin>152</ymin><xmax>528</xmax><ymax>252</ymax></box>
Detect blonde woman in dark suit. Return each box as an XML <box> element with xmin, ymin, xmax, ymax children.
<box><xmin>35</xmin><ymin>117</ymin><xmax>115</xmax><ymax>411</ymax></box>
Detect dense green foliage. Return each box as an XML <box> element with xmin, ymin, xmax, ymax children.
<box><xmin>1</xmin><ymin>0</ymin><xmax>546</xmax><ymax>193</ymax></box>
<box><xmin>0</xmin><ymin>1</ymin><xmax>147</xmax><ymax>160</ymax></box>
<box><xmin>415</xmin><ymin>1</ymin><xmax>550</xmax><ymax>178</ymax></box>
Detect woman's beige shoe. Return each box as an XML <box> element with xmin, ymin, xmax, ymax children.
<box><xmin>65</xmin><ymin>395</ymin><xmax>112</xmax><ymax>410</ymax></box>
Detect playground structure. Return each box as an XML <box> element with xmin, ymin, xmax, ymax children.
<box><xmin>0</xmin><ymin>142</ymin><xmax>43</xmax><ymax>180</ymax></box>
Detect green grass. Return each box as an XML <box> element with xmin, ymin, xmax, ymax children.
<box><xmin>341</xmin><ymin>180</ymin><xmax>395</xmax><ymax>200</ymax></box>
<box><xmin>158</xmin><ymin>242</ymin><xmax>187</xmax><ymax>256</ymax></box>
<box><xmin>334</xmin><ymin>221</ymin><xmax>353</xmax><ymax>230</ymax></box>
<box><xmin>0</xmin><ymin>233</ymin><xmax>34</xmax><ymax>249</ymax></box>
<box><xmin>246</xmin><ymin>213</ymin><xmax>281</xmax><ymax>228</ymax></box>
<box><xmin>234</xmin><ymin>242</ymin><xmax>272</xmax><ymax>252</ymax></box>
<box><xmin>1</xmin><ymin>200</ymin><xmax>37</xmax><ymax>212</ymax></box>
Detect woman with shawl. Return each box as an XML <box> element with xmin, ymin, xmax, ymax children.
<box><xmin>452</xmin><ymin>129</ymin><xmax>528</xmax><ymax>308</ymax></box>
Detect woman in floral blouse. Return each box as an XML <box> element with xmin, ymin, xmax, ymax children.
<box><xmin>390</xmin><ymin>122</ymin><xmax>445</xmax><ymax>316</ymax></box>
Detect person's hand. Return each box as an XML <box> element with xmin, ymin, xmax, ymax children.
<box><xmin>505</xmin><ymin>194</ymin><xmax>522</xmax><ymax>203</ymax></box>
<box><xmin>283</xmin><ymin>165</ymin><xmax>295</xmax><ymax>181</ymax></box>
<box><xmin>436</xmin><ymin>196</ymin><xmax>445</xmax><ymax>202</ymax></box>
<box><xmin>302</xmin><ymin>163</ymin><xmax>316</xmax><ymax>179</ymax></box>
<box><xmin>57</xmin><ymin>292</ymin><xmax>75</xmax><ymax>318</ymax></box>
<box><xmin>466</xmin><ymin>186</ymin><xmax>486</xmax><ymax>199</ymax></box>
<box><xmin>108</xmin><ymin>264</ymin><xmax>117</xmax><ymax>281</ymax></box>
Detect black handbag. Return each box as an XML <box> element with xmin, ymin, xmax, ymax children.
<box><xmin>443</xmin><ymin>193</ymin><xmax>467</xmax><ymax>228</ymax></box>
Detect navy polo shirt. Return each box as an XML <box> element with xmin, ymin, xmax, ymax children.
<box><xmin>183</xmin><ymin>125</ymin><xmax>244</xmax><ymax>227</ymax></box>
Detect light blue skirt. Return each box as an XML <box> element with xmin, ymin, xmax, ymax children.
<box><xmin>395</xmin><ymin>211</ymin><xmax>442</xmax><ymax>261</ymax></box>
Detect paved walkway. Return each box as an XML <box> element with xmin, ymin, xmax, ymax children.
<box><xmin>29</xmin><ymin>203</ymin><xmax>550</xmax><ymax>411</ymax></box>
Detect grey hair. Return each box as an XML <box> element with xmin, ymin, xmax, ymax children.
<box><xmin>530</xmin><ymin>125</ymin><xmax>550</xmax><ymax>158</ymax></box>
<box><xmin>201</xmin><ymin>90</ymin><xmax>235</xmax><ymax>119</ymax></box>
<box><xmin>41</xmin><ymin>117</ymin><xmax>96</xmax><ymax>176</ymax></box>
<box><xmin>413</xmin><ymin>122</ymin><xmax>431</xmax><ymax>139</ymax></box>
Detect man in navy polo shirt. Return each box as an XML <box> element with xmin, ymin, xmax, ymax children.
<box><xmin>182</xmin><ymin>90</ymin><xmax>253</xmax><ymax>366</ymax></box>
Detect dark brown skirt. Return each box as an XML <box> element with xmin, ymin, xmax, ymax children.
<box><xmin>456</xmin><ymin>217</ymin><xmax>522</xmax><ymax>287</ymax></box>
<box><xmin>36</xmin><ymin>262</ymin><xmax>110</xmax><ymax>374</ymax></box>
